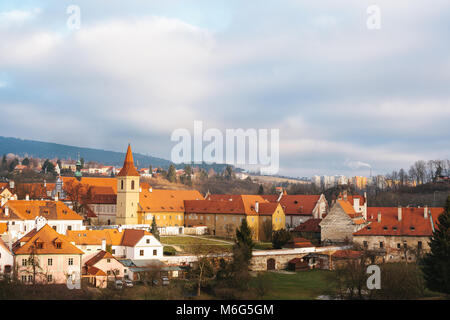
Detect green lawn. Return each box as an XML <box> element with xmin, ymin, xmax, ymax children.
<box><xmin>160</xmin><ymin>236</ymin><xmax>233</xmax><ymax>252</ymax></box>
<box><xmin>251</xmin><ymin>270</ymin><xmax>335</xmax><ymax>300</ymax></box>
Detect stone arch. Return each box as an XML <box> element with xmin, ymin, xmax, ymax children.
<box><xmin>267</xmin><ymin>258</ymin><xmax>276</xmax><ymax>270</ymax></box>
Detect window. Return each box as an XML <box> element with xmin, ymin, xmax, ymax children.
<box><xmin>56</xmin><ymin>243</ymin><xmax>62</xmax><ymax>249</ymax></box>
<box><xmin>36</xmin><ymin>242</ymin><xmax>43</xmax><ymax>249</ymax></box>
<box><xmin>22</xmin><ymin>259</ymin><xmax>27</xmax><ymax>266</ymax></box>
<box><xmin>107</xmin><ymin>259</ymin><xmax>111</xmax><ymax>263</ymax></box>
<box><xmin>28</xmin><ymin>275</ymin><xmax>33</xmax><ymax>283</ymax></box>
<box><xmin>380</xmin><ymin>242</ymin><xmax>384</xmax><ymax>248</ymax></box>
<box><xmin>47</xmin><ymin>274</ymin><xmax>52</xmax><ymax>282</ymax></box>
<box><xmin>121</xmin><ymin>180</ymin><xmax>124</xmax><ymax>190</ymax></box>
<box><xmin>418</xmin><ymin>241</ymin><xmax>423</xmax><ymax>250</ymax></box>
<box><xmin>67</xmin><ymin>225</ymin><xmax>72</xmax><ymax>231</ymax></box>
<box><xmin>52</xmin><ymin>226</ymin><xmax>57</xmax><ymax>231</ymax></box>
<box><xmin>140</xmin><ymin>250</ymin><xmax>144</xmax><ymax>256</ymax></box>
<box><xmin>397</xmin><ymin>243</ymin><xmax>401</xmax><ymax>249</ymax></box>
<box><xmin>112</xmin><ymin>249</ymin><xmax>115</xmax><ymax>254</ymax></box>
<box><xmin>68</xmin><ymin>258</ymin><xmax>73</xmax><ymax>265</ymax></box>
<box><xmin>48</xmin><ymin>258</ymin><xmax>53</xmax><ymax>266</ymax></box>
<box><xmin>22</xmin><ymin>275</ymin><xmax>26</xmax><ymax>282</ymax></box>
<box><xmin>146</xmin><ymin>239</ymin><xmax>150</xmax><ymax>244</ymax></box>
<box><xmin>131</xmin><ymin>180</ymin><xmax>135</xmax><ymax>190</ymax></box>
<box><xmin>153</xmin><ymin>250</ymin><xmax>157</xmax><ymax>256</ymax></box>
<box><xmin>363</xmin><ymin>241</ymin><xmax>368</xmax><ymax>248</ymax></box>
<box><xmin>107</xmin><ymin>270</ymin><xmax>111</xmax><ymax>276</ymax></box>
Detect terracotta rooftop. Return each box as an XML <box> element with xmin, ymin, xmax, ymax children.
<box><xmin>85</xmin><ymin>250</ymin><xmax>116</xmax><ymax>266</ymax></box>
<box><xmin>0</xmin><ymin>200</ymin><xmax>83</xmax><ymax>221</ymax></box>
<box><xmin>117</xmin><ymin>145</ymin><xmax>140</xmax><ymax>177</ymax></box>
<box><xmin>261</xmin><ymin>194</ymin><xmax>322</xmax><ymax>215</ymax></box>
<box><xmin>354</xmin><ymin>207</ymin><xmax>444</xmax><ymax>237</ymax></box>
<box><xmin>294</xmin><ymin>219</ymin><xmax>321</xmax><ymax>233</ymax></box>
<box><xmin>67</xmin><ymin>229</ymin><xmax>124</xmax><ymax>246</ymax></box>
<box><xmin>139</xmin><ymin>188</ymin><xmax>204</xmax><ymax>212</ymax></box>
<box><xmin>13</xmin><ymin>224</ymin><xmax>83</xmax><ymax>255</ymax></box>
<box><xmin>120</xmin><ymin>229</ymin><xmax>152</xmax><ymax>247</ymax></box>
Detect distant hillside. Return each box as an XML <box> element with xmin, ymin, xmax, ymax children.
<box><xmin>0</xmin><ymin>136</ymin><xmax>171</xmax><ymax>168</ymax></box>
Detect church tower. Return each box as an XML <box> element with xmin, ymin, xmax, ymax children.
<box><xmin>116</xmin><ymin>144</ymin><xmax>140</xmax><ymax>225</ymax></box>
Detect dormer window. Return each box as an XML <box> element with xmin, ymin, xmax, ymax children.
<box><xmin>410</xmin><ymin>226</ymin><xmax>415</xmax><ymax>231</ymax></box>
<box><xmin>56</xmin><ymin>243</ymin><xmax>62</xmax><ymax>249</ymax></box>
<box><xmin>393</xmin><ymin>227</ymin><xmax>398</xmax><ymax>231</ymax></box>
<box><xmin>383</xmin><ymin>226</ymin><xmax>388</xmax><ymax>230</ymax></box>
<box><xmin>367</xmin><ymin>226</ymin><xmax>371</xmax><ymax>230</ymax></box>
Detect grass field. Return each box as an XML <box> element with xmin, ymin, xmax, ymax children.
<box><xmin>251</xmin><ymin>270</ymin><xmax>335</xmax><ymax>300</ymax></box>
<box><xmin>160</xmin><ymin>235</ymin><xmax>233</xmax><ymax>252</ymax></box>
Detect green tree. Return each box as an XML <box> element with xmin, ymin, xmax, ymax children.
<box><xmin>166</xmin><ymin>164</ymin><xmax>177</xmax><ymax>183</ymax></box>
<box><xmin>224</xmin><ymin>165</ymin><xmax>234</xmax><ymax>180</ymax></box>
<box><xmin>234</xmin><ymin>218</ymin><xmax>254</xmax><ymax>266</ymax></box>
<box><xmin>8</xmin><ymin>158</ymin><xmax>19</xmax><ymax>172</ymax></box>
<box><xmin>421</xmin><ymin>195</ymin><xmax>450</xmax><ymax>295</ymax></box>
<box><xmin>22</xmin><ymin>158</ymin><xmax>30</xmax><ymax>166</ymax></box>
<box><xmin>258</xmin><ymin>184</ymin><xmax>264</xmax><ymax>195</ymax></box>
<box><xmin>151</xmin><ymin>216</ymin><xmax>160</xmax><ymax>241</ymax></box>
<box><xmin>41</xmin><ymin>159</ymin><xmax>55</xmax><ymax>174</ymax></box>
<box><xmin>272</xmin><ymin>229</ymin><xmax>292</xmax><ymax>249</ymax></box>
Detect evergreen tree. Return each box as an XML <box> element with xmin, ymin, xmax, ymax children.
<box><xmin>234</xmin><ymin>218</ymin><xmax>254</xmax><ymax>265</ymax></box>
<box><xmin>22</xmin><ymin>157</ymin><xmax>30</xmax><ymax>166</ymax></box>
<box><xmin>272</xmin><ymin>229</ymin><xmax>292</xmax><ymax>249</ymax></box>
<box><xmin>166</xmin><ymin>164</ymin><xmax>177</xmax><ymax>183</ymax></box>
<box><xmin>258</xmin><ymin>184</ymin><xmax>264</xmax><ymax>195</ymax></box>
<box><xmin>151</xmin><ymin>216</ymin><xmax>160</xmax><ymax>241</ymax></box>
<box><xmin>1</xmin><ymin>155</ymin><xmax>6</xmax><ymax>171</ymax></box>
<box><xmin>8</xmin><ymin>158</ymin><xmax>19</xmax><ymax>172</ymax></box>
<box><xmin>421</xmin><ymin>196</ymin><xmax>450</xmax><ymax>295</ymax></box>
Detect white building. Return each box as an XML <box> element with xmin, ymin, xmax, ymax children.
<box><xmin>0</xmin><ymin>238</ymin><xmax>13</xmax><ymax>276</ymax></box>
<box><xmin>0</xmin><ymin>200</ymin><xmax>84</xmax><ymax>240</ymax></box>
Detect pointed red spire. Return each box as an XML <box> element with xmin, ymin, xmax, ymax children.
<box><xmin>117</xmin><ymin>144</ymin><xmax>140</xmax><ymax>177</ymax></box>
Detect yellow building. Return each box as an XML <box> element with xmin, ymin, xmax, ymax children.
<box><xmin>184</xmin><ymin>195</ymin><xmax>285</xmax><ymax>241</ymax></box>
<box><xmin>138</xmin><ymin>187</ymin><xmax>203</xmax><ymax>227</ymax></box>
<box><xmin>116</xmin><ymin>145</ymin><xmax>140</xmax><ymax>225</ymax></box>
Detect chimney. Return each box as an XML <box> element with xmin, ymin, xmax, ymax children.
<box><xmin>101</xmin><ymin>239</ymin><xmax>106</xmax><ymax>251</ymax></box>
<box><xmin>343</xmin><ymin>190</ymin><xmax>348</xmax><ymax>201</ymax></box>
<box><xmin>255</xmin><ymin>201</ymin><xmax>259</xmax><ymax>213</ymax></box>
<box><xmin>424</xmin><ymin>206</ymin><xmax>428</xmax><ymax>219</ymax></box>
<box><xmin>54</xmin><ymin>194</ymin><xmax>58</xmax><ymax>202</ymax></box>
<box><xmin>25</xmin><ymin>194</ymin><xmax>30</xmax><ymax>201</ymax></box>
<box><xmin>377</xmin><ymin>211</ymin><xmax>381</xmax><ymax>223</ymax></box>
<box><xmin>5</xmin><ymin>206</ymin><xmax>9</xmax><ymax>216</ymax></box>
<box><xmin>149</xmin><ymin>187</ymin><xmax>152</xmax><ymax>193</ymax></box>
<box><xmin>398</xmin><ymin>206</ymin><xmax>402</xmax><ymax>221</ymax></box>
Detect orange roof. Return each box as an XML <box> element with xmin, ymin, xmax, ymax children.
<box><xmin>117</xmin><ymin>145</ymin><xmax>140</xmax><ymax>177</ymax></box>
<box><xmin>0</xmin><ymin>222</ymin><xmax>7</xmax><ymax>234</ymax></box>
<box><xmin>261</xmin><ymin>194</ymin><xmax>321</xmax><ymax>215</ymax></box>
<box><xmin>0</xmin><ymin>200</ymin><xmax>83</xmax><ymax>221</ymax></box>
<box><xmin>185</xmin><ymin>195</ymin><xmax>279</xmax><ymax>216</ymax></box>
<box><xmin>62</xmin><ymin>177</ymin><xmax>118</xmax><ymax>193</ymax></box>
<box><xmin>337</xmin><ymin>200</ymin><xmax>359</xmax><ymax>218</ymax></box>
<box><xmin>66</xmin><ymin>229</ymin><xmax>124</xmax><ymax>246</ymax></box>
<box><xmin>85</xmin><ymin>250</ymin><xmax>116</xmax><ymax>266</ymax></box>
<box><xmin>13</xmin><ymin>224</ymin><xmax>83</xmax><ymax>255</ymax></box>
<box><xmin>85</xmin><ymin>266</ymin><xmax>107</xmax><ymax>276</ymax></box>
<box><xmin>354</xmin><ymin>207</ymin><xmax>444</xmax><ymax>237</ymax></box>
<box><xmin>139</xmin><ymin>188</ymin><xmax>204</xmax><ymax>212</ymax></box>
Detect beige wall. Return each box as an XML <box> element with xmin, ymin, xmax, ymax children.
<box><xmin>116</xmin><ymin>176</ymin><xmax>139</xmax><ymax>225</ymax></box>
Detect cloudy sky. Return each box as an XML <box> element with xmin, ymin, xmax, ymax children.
<box><xmin>0</xmin><ymin>0</ymin><xmax>449</xmax><ymax>177</ymax></box>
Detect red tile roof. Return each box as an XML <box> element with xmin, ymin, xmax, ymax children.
<box><xmin>261</xmin><ymin>194</ymin><xmax>321</xmax><ymax>215</ymax></box>
<box><xmin>117</xmin><ymin>145</ymin><xmax>140</xmax><ymax>177</ymax></box>
<box><xmin>140</xmin><ymin>188</ymin><xmax>203</xmax><ymax>212</ymax></box>
<box><xmin>0</xmin><ymin>200</ymin><xmax>83</xmax><ymax>221</ymax></box>
<box><xmin>354</xmin><ymin>207</ymin><xmax>444</xmax><ymax>237</ymax></box>
<box><xmin>120</xmin><ymin>229</ymin><xmax>152</xmax><ymax>247</ymax></box>
<box><xmin>294</xmin><ymin>219</ymin><xmax>321</xmax><ymax>233</ymax></box>
<box><xmin>85</xmin><ymin>266</ymin><xmax>107</xmax><ymax>276</ymax></box>
<box><xmin>85</xmin><ymin>250</ymin><xmax>115</xmax><ymax>266</ymax></box>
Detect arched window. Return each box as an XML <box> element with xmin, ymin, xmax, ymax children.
<box><xmin>131</xmin><ymin>180</ymin><xmax>135</xmax><ymax>190</ymax></box>
<box><xmin>121</xmin><ymin>180</ymin><xmax>124</xmax><ymax>190</ymax></box>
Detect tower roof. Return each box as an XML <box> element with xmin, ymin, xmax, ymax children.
<box><xmin>117</xmin><ymin>144</ymin><xmax>140</xmax><ymax>177</ymax></box>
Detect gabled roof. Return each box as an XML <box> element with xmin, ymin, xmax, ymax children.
<box><xmin>117</xmin><ymin>145</ymin><xmax>140</xmax><ymax>177</ymax></box>
<box><xmin>0</xmin><ymin>200</ymin><xmax>83</xmax><ymax>221</ymax></box>
<box><xmin>261</xmin><ymin>194</ymin><xmax>321</xmax><ymax>215</ymax></box>
<box><xmin>85</xmin><ymin>266</ymin><xmax>107</xmax><ymax>276</ymax></box>
<box><xmin>62</xmin><ymin>177</ymin><xmax>118</xmax><ymax>193</ymax></box>
<box><xmin>0</xmin><ymin>222</ymin><xmax>8</xmax><ymax>234</ymax></box>
<box><xmin>337</xmin><ymin>200</ymin><xmax>357</xmax><ymax>216</ymax></box>
<box><xmin>85</xmin><ymin>250</ymin><xmax>116</xmax><ymax>266</ymax></box>
<box><xmin>120</xmin><ymin>229</ymin><xmax>152</xmax><ymax>247</ymax></box>
<box><xmin>139</xmin><ymin>188</ymin><xmax>204</xmax><ymax>212</ymax></box>
<box><xmin>354</xmin><ymin>207</ymin><xmax>444</xmax><ymax>237</ymax></box>
<box><xmin>13</xmin><ymin>224</ymin><xmax>83</xmax><ymax>255</ymax></box>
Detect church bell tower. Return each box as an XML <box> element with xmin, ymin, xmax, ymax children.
<box><xmin>116</xmin><ymin>144</ymin><xmax>140</xmax><ymax>225</ymax></box>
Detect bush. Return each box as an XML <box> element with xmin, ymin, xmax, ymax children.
<box><xmin>163</xmin><ymin>246</ymin><xmax>177</xmax><ymax>256</ymax></box>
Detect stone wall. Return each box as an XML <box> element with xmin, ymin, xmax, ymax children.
<box><xmin>320</xmin><ymin>203</ymin><xmax>355</xmax><ymax>243</ymax></box>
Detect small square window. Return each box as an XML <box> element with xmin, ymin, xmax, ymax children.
<box><xmin>140</xmin><ymin>250</ymin><xmax>144</xmax><ymax>256</ymax></box>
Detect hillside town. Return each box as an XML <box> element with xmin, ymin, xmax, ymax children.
<box><xmin>0</xmin><ymin>144</ymin><xmax>448</xmax><ymax>300</ymax></box>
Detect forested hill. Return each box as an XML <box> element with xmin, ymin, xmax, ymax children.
<box><xmin>0</xmin><ymin>136</ymin><xmax>171</xmax><ymax>168</ymax></box>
